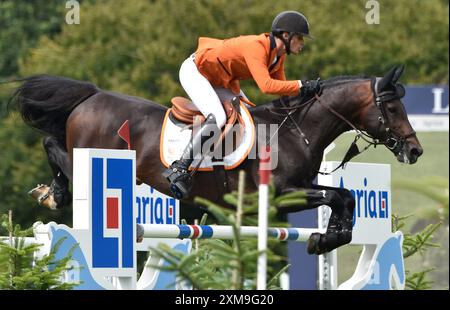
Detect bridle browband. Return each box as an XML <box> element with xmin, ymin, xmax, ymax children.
<box><xmin>270</xmin><ymin>77</ymin><xmax>416</xmax><ymax>173</ymax></box>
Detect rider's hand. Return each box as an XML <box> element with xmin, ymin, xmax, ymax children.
<box><xmin>300</xmin><ymin>78</ymin><xmax>322</xmax><ymax>96</ymax></box>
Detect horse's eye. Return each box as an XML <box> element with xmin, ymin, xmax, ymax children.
<box><xmin>387</xmin><ymin>106</ymin><xmax>397</xmax><ymax>113</ymax></box>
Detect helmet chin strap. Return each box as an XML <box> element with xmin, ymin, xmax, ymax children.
<box><xmin>279</xmin><ymin>33</ymin><xmax>295</xmax><ymax>55</ymax></box>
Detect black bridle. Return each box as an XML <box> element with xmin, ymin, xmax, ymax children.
<box><xmin>370</xmin><ymin>78</ymin><xmax>416</xmax><ymax>155</ymax></box>
<box><xmin>270</xmin><ymin>77</ymin><xmax>416</xmax><ymax>173</ymax></box>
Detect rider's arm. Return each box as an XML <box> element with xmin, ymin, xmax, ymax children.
<box><xmin>272</xmin><ymin>57</ymin><xmax>304</xmax><ymax>92</ymax></box>
<box><xmin>243</xmin><ymin>41</ymin><xmax>300</xmax><ymax>96</ymax></box>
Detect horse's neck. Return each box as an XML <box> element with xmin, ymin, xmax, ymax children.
<box><xmin>304</xmin><ymin>82</ymin><xmax>371</xmax><ymax>154</ymax></box>
<box><xmin>308</xmin><ymin>99</ymin><xmax>353</xmax><ymax>153</ymax></box>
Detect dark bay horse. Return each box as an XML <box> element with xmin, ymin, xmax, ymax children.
<box><xmin>12</xmin><ymin>65</ymin><xmax>423</xmax><ymax>254</ymax></box>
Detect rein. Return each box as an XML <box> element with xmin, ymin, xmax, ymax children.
<box><xmin>313</xmin><ymin>94</ymin><xmax>378</xmax><ymax>174</ymax></box>
<box><xmin>268</xmin><ymin>96</ymin><xmax>315</xmax><ymax>145</ymax></box>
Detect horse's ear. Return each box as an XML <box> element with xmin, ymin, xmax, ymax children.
<box><xmin>391</xmin><ymin>65</ymin><xmax>405</xmax><ymax>84</ymax></box>
<box><xmin>378</xmin><ymin>66</ymin><xmax>397</xmax><ymax>92</ymax></box>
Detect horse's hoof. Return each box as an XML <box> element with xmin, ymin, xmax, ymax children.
<box><xmin>39</xmin><ymin>194</ymin><xmax>58</xmax><ymax>210</ymax></box>
<box><xmin>28</xmin><ymin>184</ymin><xmax>49</xmax><ymax>200</ymax></box>
<box><xmin>28</xmin><ymin>184</ymin><xmax>58</xmax><ymax>210</ymax></box>
<box><xmin>307</xmin><ymin>233</ymin><xmax>324</xmax><ymax>255</ymax></box>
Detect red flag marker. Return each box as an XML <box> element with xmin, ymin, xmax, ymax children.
<box><xmin>118</xmin><ymin>120</ymin><xmax>131</xmax><ymax>150</ymax></box>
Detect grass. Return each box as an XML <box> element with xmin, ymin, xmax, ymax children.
<box><xmin>325</xmin><ymin>131</ymin><xmax>449</xmax><ymax>289</ymax></box>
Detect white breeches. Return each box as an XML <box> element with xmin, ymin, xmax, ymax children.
<box><xmin>179</xmin><ymin>55</ymin><xmax>248</xmax><ymax>128</ymax></box>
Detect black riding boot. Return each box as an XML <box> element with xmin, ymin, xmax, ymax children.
<box><xmin>162</xmin><ymin>114</ymin><xmax>220</xmax><ymax>199</ymax></box>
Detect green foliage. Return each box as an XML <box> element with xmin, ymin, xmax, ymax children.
<box><xmin>296</xmin><ymin>0</ymin><xmax>449</xmax><ymax>85</ymax></box>
<box><xmin>405</xmin><ymin>268</ymin><xmax>435</xmax><ymax>290</ymax></box>
<box><xmin>394</xmin><ymin>214</ymin><xmax>441</xmax><ymax>259</ymax></box>
<box><xmin>0</xmin><ymin>0</ymin><xmax>65</xmax><ymax>79</ymax></box>
<box><xmin>0</xmin><ymin>213</ymin><xmax>78</xmax><ymax>290</ymax></box>
<box><xmin>391</xmin><ymin>175</ymin><xmax>449</xmax><ymax>289</ymax></box>
<box><xmin>0</xmin><ymin>113</ymin><xmax>73</xmax><ymax>228</ymax></box>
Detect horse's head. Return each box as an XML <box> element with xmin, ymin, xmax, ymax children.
<box><xmin>362</xmin><ymin>66</ymin><xmax>423</xmax><ymax>164</ymax></box>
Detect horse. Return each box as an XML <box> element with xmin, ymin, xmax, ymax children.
<box><xmin>11</xmin><ymin>65</ymin><xmax>423</xmax><ymax>255</ymax></box>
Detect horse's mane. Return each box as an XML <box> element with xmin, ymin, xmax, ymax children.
<box><xmin>322</xmin><ymin>75</ymin><xmax>371</xmax><ymax>87</ymax></box>
<box><xmin>251</xmin><ymin>75</ymin><xmax>372</xmax><ymax>111</ymax></box>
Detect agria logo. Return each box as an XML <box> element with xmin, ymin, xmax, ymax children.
<box><xmin>136</xmin><ymin>186</ymin><xmax>177</xmax><ymax>225</ymax></box>
<box><xmin>340</xmin><ymin>177</ymin><xmax>389</xmax><ymax>226</ymax></box>
<box><xmin>91</xmin><ymin>157</ymin><xmax>134</xmax><ymax>269</ymax></box>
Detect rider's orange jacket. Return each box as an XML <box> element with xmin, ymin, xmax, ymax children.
<box><xmin>194</xmin><ymin>33</ymin><xmax>300</xmax><ymax>96</ymax></box>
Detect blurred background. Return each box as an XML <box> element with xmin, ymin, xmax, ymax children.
<box><xmin>0</xmin><ymin>0</ymin><xmax>448</xmax><ymax>289</ymax></box>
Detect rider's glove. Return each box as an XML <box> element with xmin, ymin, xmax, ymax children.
<box><xmin>300</xmin><ymin>78</ymin><xmax>322</xmax><ymax>97</ymax></box>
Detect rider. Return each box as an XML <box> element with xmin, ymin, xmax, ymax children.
<box><xmin>163</xmin><ymin>10</ymin><xmax>322</xmax><ymax>199</ymax></box>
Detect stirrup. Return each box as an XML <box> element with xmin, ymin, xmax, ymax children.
<box><xmin>163</xmin><ymin>167</ymin><xmax>193</xmax><ymax>199</ymax></box>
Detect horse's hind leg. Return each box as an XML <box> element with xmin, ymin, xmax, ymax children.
<box><xmin>29</xmin><ymin>136</ymin><xmax>72</xmax><ymax>210</ymax></box>
<box><xmin>304</xmin><ymin>186</ymin><xmax>355</xmax><ymax>255</ymax></box>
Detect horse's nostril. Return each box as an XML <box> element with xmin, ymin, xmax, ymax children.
<box><xmin>411</xmin><ymin>147</ymin><xmax>423</xmax><ymax>157</ymax></box>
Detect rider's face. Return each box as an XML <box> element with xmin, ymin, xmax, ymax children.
<box><xmin>289</xmin><ymin>34</ymin><xmax>304</xmax><ymax>55</ymax></box>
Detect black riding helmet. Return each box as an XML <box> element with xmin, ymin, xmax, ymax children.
<box><xmin>271</xmin><ymin>11</ymin><xmax>312</xmax><ymax>55</ymax></box>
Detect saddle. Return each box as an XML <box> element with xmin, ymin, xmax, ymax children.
<box><xmin>160</xmin><ymin>96</ymin><xmax>255</xmax><ymax>171</ymax></box>
<box><xmin>171</xmin><ymin>96</ymin><xmax>244</xmax><ymax>125</ymax></box>
<box><xmin>169</xmin><ymin>96</ymin><xmax>246</xmax><ymax>154</ymax></box>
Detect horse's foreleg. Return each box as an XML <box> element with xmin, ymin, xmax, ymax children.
<box><xmin>30</xmin><ymin>136</ymin><xmax>72</xmax><ymax>210</ymax></box>
<box><xmin>306</xmin><ymin>185</ymin><xmax>355</xmax><ymax>255</ymax></box>
<box><xmin>276</xmin><ymin>187</ymin><xmax>345</xmax><ymax>254</ymax></box>
<box><xmin>312</xmin><ymin>185</ymin><xmax>355</xmax><ymax>236</ymax></box>
<box><xmin>332</xmin><ymin>186</ymin><xmax>356</xmax><ymax>237</ymax></box>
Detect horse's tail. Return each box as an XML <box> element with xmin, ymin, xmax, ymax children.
<box><xmin>11</xmin><ymin>74</ymin><xmax>99</xmax><ymax>140</ymax></box>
